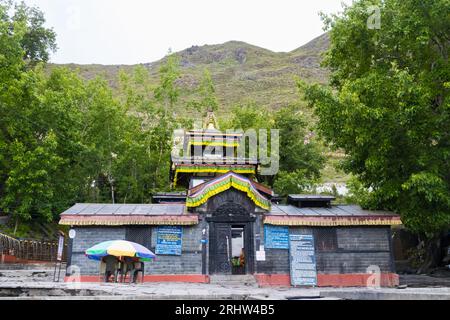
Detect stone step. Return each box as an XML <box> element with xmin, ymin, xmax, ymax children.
<box><xmin>209</xmin><ymin>275</ymin><xmax>257</xmax><ymax>286</ymax></box>
<box><xmin>0</xmin><ymin>268</ymin><xmax>64</xmax><ymax>283</ymax></box>
<box><xmin>0</xmin><ymin>263</ymin><xmax>58</xmax><ymax>270</ymax></box>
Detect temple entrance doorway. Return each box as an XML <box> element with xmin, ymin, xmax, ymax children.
<box><xmin>207</xmin><ymin>202</ymin><xmax>255</xmax><ymax>275</ymax></box>
<box><xmin>230</xmin><ymin>225</ymin><xmax>245</xmax><ymax>275</ymax></box>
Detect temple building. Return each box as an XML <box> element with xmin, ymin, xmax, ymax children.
<box><xmin>60</xmin><ymin>112</ymin><xmax>402</xmax><ymax>287</ymax></box>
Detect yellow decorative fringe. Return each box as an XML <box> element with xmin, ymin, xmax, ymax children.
<box><xmin>188</xmin><ymin>141</ymin><xmax>240</xmax><ymax>147</ymax></box>
<box><xmin>173</xmin><ymin>167</ymin><xmax>255</xmax><ymax>187</ymax></box>
<box><xmin>264</xmin><ymin>218</ymin><xmax>402</xmax><ymax>227</ymax></box>
<box><xmin>59</xmin><ymin>219</ymin><xmax>198</xmax><ymax>226</ymax></box>
<box><xmin>186</xmin><ymin>180</ymin><xmax>270</xmax><ymax>210</ymax></box>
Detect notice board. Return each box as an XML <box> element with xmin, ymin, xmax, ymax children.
<box><xmin>289</xmin><ymin>234</ymin><xmax>317</xmax><ymax>286</ymax></box>
<box><xmin>264</xmin><ymin>225</ymin><xmax>289</xmax><ymax>249</ymax></box>
<box><xmin>155</xmin><ymin>226</ymin><xmax>182</xmax><ymax>255</ymax></box>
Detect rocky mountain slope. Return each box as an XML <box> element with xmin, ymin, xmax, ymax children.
<box><xmin>48</xmin><ymin>33</ymin><xmax>330</xmax><ymax>113</ymax></box>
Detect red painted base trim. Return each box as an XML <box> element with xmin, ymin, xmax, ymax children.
<box><xmin>65</xmin><ymin>273</ymin><xmax>399</xmax><ymax>287</ymax></box>
<box><xmin>254</xmin><ymin>274</ymin><xmax>291</xmax><ymax>287</ymax></box>
<box><xmin>64</xmin><ymin>274</ymin><xmax>210</xmax><ymax>284</ymax></box>
<box><xmin>318</xmin><ymin>273</ymin><xmax>399</xmax><ymax>287</ymax></box>
<box><xmin>143</xmin><ymin>274</ymin><xmax>210</xmax><ymax>283</ymax></box>
<box><xmin>0</xmin><ymin>254</ymin><xmax>54</xmax><ymax>265</ymax></box>
<box><xmin>255</xmin><ymin>273</ymin><xmax>399</xmax><ymax>288</ymax></box>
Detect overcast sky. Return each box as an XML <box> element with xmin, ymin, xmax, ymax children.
<box><xmin>24</xmin><ymin>0</ymin><xmax>353</xmax><ymax>65</ymax></box>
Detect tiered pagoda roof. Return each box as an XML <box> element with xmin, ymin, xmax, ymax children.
<box><xmin>170</xmin><ymin>111</ymin><xmax>259</xmax><ymax>188</ymax></box>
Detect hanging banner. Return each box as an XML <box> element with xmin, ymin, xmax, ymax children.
<box><xmin>264</xmin><ymin>225</ymin><xmax>289</xmax><ymax>249</ymax></box>
<box><xmin>289</xmin><ymin>234</ymin><xmax>317</xmax><ymax>286</ymax></box>
<box><xmin>155</xmin><ymin>226</ymin><xmax>183</xmax><ymax>255</ymax></box>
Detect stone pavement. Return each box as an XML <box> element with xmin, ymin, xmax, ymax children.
<box><xmin>1</xmin><ymin>265</ymin><xmax>450</xmax><ymax>300</ymax></box>
<box><xmin>1</xmin><ymin>280</ymin><xmax>450</xmax><ymax>300</ymax></box>
<box><xmin>0</xmin><ymin>281</ymin><xmax>330</xmax><ymax>300</ymax></box>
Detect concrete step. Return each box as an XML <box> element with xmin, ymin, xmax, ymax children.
<box><xmin>209</xmin><ymin>275</ymin><xmax>257</xmax><ymax>286</ymax></box>
<box><xmin>0</xmin><ymin>268</ymin><xmax>62</xmax><ymax>283</ymax></box>
<box><xmin>0</xmin><ymin>263</ymin><xmax>58</xmax><ymax>270</ymax></box>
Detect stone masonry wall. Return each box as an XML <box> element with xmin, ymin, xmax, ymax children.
<box><xmin>146</xmin><ymin>223</ymin><xmax>204</xmax><ymax>274</ymax></box>
<box><xmin>71</xmin><ymin>227</ymin><xmax>126</xmax><ymax>275</ymax></box>
<box><xmin>70</xmin><ymin>224</ymin><xmax>203</xmax><ymax>275</ymax></box>
<box><xmin>256</xmin><ymin>224</ymin><xmax>394</xmax><ymax>275</ymax></box>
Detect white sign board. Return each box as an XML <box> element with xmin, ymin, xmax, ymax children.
<box><xmin>56</xmin><ymin>234</ymin><xmax>65</xmax><ymax>262</ymax></box>
<box><xmin>68</xmin><ymin>229</ymin><xmax>76</xmax><ymax>239</ymax></box>
<box><xmin>289</xmin><ymin>234</ymin><xmax>317</xmax><ymax>286</ymax></box>
<box><xmin>256</xmin><ymin>250</ymin><xmax>266</xmax><ymax>261</ymax></box>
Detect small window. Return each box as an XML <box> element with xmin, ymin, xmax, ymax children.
<box><xmin>314</xmin><ymin>228</ymin><xmax>337</xmax><ymax>252</ymax></box>
<box><xmin>126</xmin><ymin>227</ymin><xmax>152</xmax><ymax>249</ymax></box>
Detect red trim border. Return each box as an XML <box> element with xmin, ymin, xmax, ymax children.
<box><xmin>0</xmin><ymin>254</ymin><xmax>54</xmax><ymax>265</ymax></box>
<box><xmin>64</xmin><ymin>274</ymin><xmax>210</xmax><ymax>284</ymax></box>
<box><xmin>255</xmin><ymin>273</ymin><xmax>399</xmax><ymax>287</ymax></box>
<box><xmin>64</xmin><ymin>273</ymin><xmax>399</xmax><ymax>287</ymax></box>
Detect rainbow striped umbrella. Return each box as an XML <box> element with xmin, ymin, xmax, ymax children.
<box><xmin>85</xmin><ymin>240</ymin><xmax>156</xmax><ymax>262</ymax></box>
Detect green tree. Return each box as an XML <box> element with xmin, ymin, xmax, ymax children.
<box><xmin>2</xmin><ymin>132</ymin><xmax>63</xmax><ymax>232</ymax></box>
<box><xmin>188</xmin><ymin>68</ymin><xmax>219</xmax><ymax>114</ymax></box>
<box><xmin>0</xmin><ymin>1</ymin><xmax>62</xmax><ymax>232</ymax></box>
<box><xmin>0</xmin><ymin>0</ymin><xmax>56</xmax><ymax>66</ymax></box>
<box><xmin>272</xmin><ymin>104</ymin><xmax>325</xmax><ymax>195</ymax></box>
<box><xmin>224</xmin><ymin>102</ymin><xmax>269</xmax><ymax>131</ymax></box>
<box><xmin>222</xmin><ymin>102</ymin><xmax>324</xmax><ymax>194</ymax></box>
<box><xmin>12</xmin><ymin>1</ymin><xmax>57</xmax><ymax>64</ymax></box>
<box><xmin>303</xmin><ymin>0</ymin><xmax>450</xmax><ymax>268</ymax></box>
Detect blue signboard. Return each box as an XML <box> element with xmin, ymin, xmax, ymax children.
<box><xmin>264</xmin><ymin>225</ymin><xmax>289</xmax><ymax>249</ymax></box>
<box><xmin>155</xmin><ymin>226</ymin><xmax>182</xmax><ymax>256</ymax></box>
<box><xmin>289</xmin><ymin>234</ymin><xmax>317</xmax><ymax>286</ymax></box>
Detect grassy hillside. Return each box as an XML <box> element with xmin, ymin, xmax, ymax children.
<box><xmin>48</xmin><ymin>33</ymin><xmax>330</xmax><ymax>114</ymax></box>
<box><xmin>47</xmin><ymin>33</ymin><xmax>348</xmax><ymax>183</ymax></box>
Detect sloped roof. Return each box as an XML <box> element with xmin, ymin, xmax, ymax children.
<box><xmin>59</xmin><ymin>203</ymin><xmax>198</xmax><ymax>226</ymax></box>
<box><xmin>265</xmin><ymin>204</ymin><xmax>402</xmax><ymax>226</ymax></box>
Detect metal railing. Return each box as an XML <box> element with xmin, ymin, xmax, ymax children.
<box><xmin>0</xmin><ymin>232</ymin><xmax>67</xmax><ymax>262</ymax></box>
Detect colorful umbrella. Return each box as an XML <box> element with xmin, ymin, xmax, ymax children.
<box><xmin>85</xmin><ymin>240</ymin><xmax>156</xmax><ymax>261</ymax></box>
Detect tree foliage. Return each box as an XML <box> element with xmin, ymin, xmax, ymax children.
<box><xmin>187</xmin><ymin>68</ymin><xmax>219</xmax><ymax>115</ymax></box>
<box><xmin>223</xmin><ymin>102</ymin><xmax>325</xmax><ymax>195</ymax></box>
<box><xmin>0</xmin><ymin>2</ymin><xmax>186</xmax><ymax>229</ymax></box>
<box><xmin>0</xmin><ymin>1</ymin><xmax>327</xmax><ymax>233</ymax></box>
<box><xmin>303</xmin><ymin>0</ymin><xmax>450</xmax><ymax>236</ymax></box>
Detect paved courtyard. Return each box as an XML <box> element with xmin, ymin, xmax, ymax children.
<box><xmin>1</xmin><ymin>265</ymin><xmax>450</xmax><ymax>300</ymax></box>
<box><xmin>1</xmin><ymin>279</ymin><xmax>450</xmax><ymax>300</ymax></box>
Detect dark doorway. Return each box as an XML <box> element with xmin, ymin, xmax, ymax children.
<box><xmin>208</xmin><ymin>220</ymin><xmax>255</xmax><ymax>275</ymax></box>
<box><xmin>231</xmin><ymin>225</ymin><xmax>245</xmax><ymax>275</ymax></box>
<box><xmin>206</xmin><ymin>197</ymin><xmax>256</xmax><ymax>275</ymax></box>
<box><xmin>210</xmin><ymin>223</ymin><xmax>232</xmax><ymax>274</ymax></box>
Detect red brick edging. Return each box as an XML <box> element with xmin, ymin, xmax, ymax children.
<box><xmin>64</xmin><ymin>274</ymin><xmax>210</xmax><ymax>283</ymax></box>
<box><xmin>254</xmin><ymin>273</ymin><xmax>399</xmax><ymax>287</ymax></box>
<box><xmin>0</xmin><ymin>254</ymin><xmax>54</xmax><ymax>265</ymax></box>
<box><xmin>65</xmin><ymin>273</ymin><xmax>399</xmax><ymax>287</ymax></box>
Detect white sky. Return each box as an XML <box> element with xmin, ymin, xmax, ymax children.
<box><xmin>24</xmin><ymin>0</ymin><xmax>353</xmax><ymax>65</ymax></box>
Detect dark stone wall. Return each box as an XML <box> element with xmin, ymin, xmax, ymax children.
<box><xmin>71</xmin><ymin>227</ymin><xmax>126</xmax><ymax>275</ymax></box>
<box><xmin>147</xmin><ymin>223</ymin><xmax>205</xmax><ymax>274</ymax></box>
<box><xmin>69</xmin><ymin>222</ymin><xmax>394</xmax><ymax>276</ymax></box>
<box><xmin>70</xmin><ymin>224</ymin><xmax>204</xmax><ymax>275</ymax></box>
<box><xmin>255</xmin><ymin>224</ymin><xmax>395</xmax><ymax>275</ymax></box>
<box><xmin>207</xmin><ymin>189</ymin><xmax>256</xmax><ymax>213</ymax></box>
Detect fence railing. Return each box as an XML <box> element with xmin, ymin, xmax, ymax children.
<box><xmin>0</xmin><ymin>232</ymin><xmax>67</xmax><ymax>262</ymax></box>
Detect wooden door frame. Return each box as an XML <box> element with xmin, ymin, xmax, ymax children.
<box><xmin>207</xmin><ymin>216</ymin><xmax>256</xmax><ymax>275</ymax></box>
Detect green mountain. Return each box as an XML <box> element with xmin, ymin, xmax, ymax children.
<box><xmin>48</xmin><ymin>33</ymin><xmax>330</xmax><ymax>114</ymax></box>
<box><xmin>48</xmin><ymin>33</ymin><xmax>347</xmax><ymax>183</ymax></box>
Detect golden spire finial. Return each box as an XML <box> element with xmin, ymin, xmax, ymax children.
<box><xmin>203</xmin><ymin>107</ymin><xmax>219</xmax><ymax>130</ymax></box>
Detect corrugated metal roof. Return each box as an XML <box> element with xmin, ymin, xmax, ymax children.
<box><xmin>266</xmin><ymin>205</ymin><xmax>402</xmax><ymax>226</ymax></box>
<box><xmin>288</xmin><ymin>194</ymin><xmax>336</xmax><ymax>201</ymax></box>
<box><xmin>270</xmin><ymin>204</ymin><xmax>398</xmax><ymax>217</ymax></box>
<box><xmin>60</xmin><ymin>203</ymin><xmax>186</xmax><ymax>216</ymax></box>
